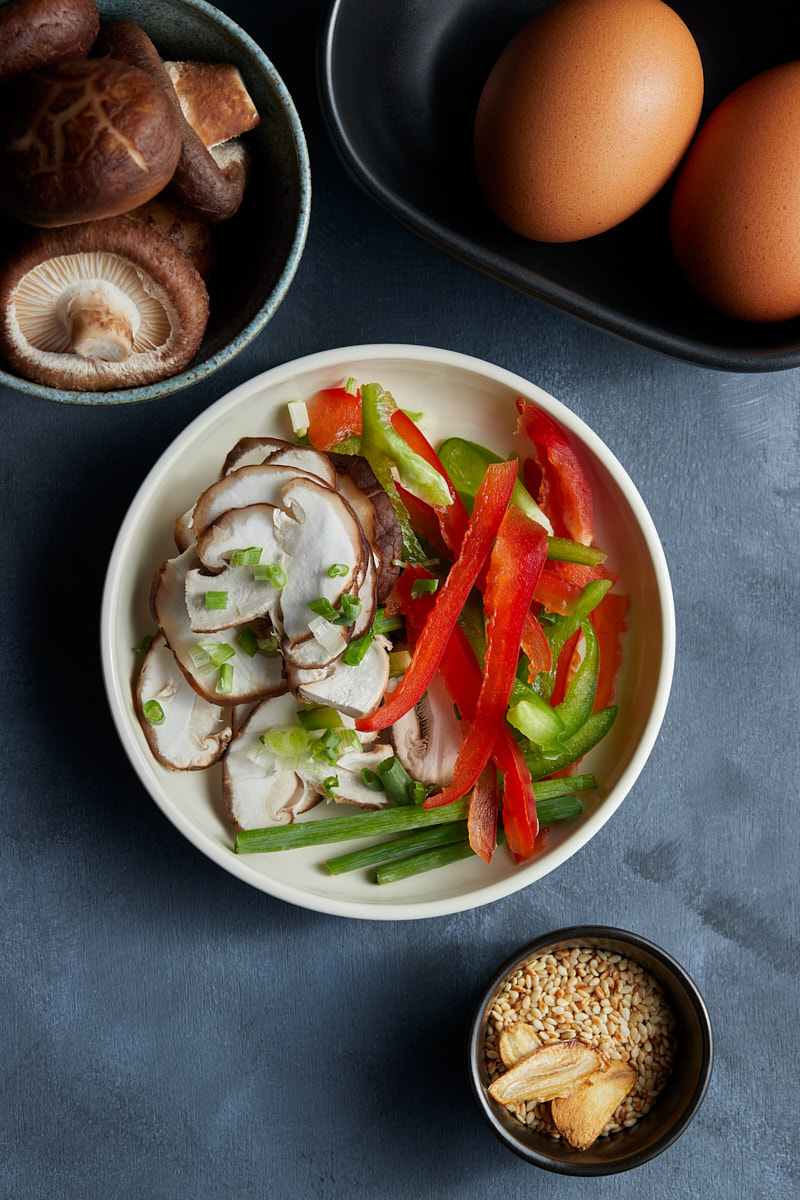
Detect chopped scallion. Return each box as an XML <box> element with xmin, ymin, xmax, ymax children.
<box><xmin>327</xmin><ymin>563</ymin><xmax>349</xmax><ymax>578</ymax></box>
<box><xmin>322</xmin><ymin>775</ymin><xmax>339</xmax><ymax>797</ymax></box>
<box><xmin>411</xmin><ymin>578</ymin><xmax>438</xmax><ymax>597</ymax></box>
<box><xmin>237</xmin><ymin>627</ymin><xmax>258</xmax><ymax>657</ymax></box>
<box><xmin>215</xmin><ymin>662</ymin><xmax>234</xmax><ymax>695</ymax></box>
<box><xmin>342</xmin><ymin>629</ymin><xmax>373</xmax><ymax>666</ymax></box>
<box><xmin>360</xmin><ymin>768</ymin><xmax>385</xmax><ymax>792</ymax></box>
<box><xmin>257</xmin><ymin>632</ymin><xmax>279</xmax><ymax>652</ymax></box>
<box><xmin>262</xmin><ymin>727</ymin><xmax>309</xmax><ymax>758</ymax></box>
<box><xmin>376</xmin><ymin>755</ymin><xmax>415</xmax><ymax>806</ymax></box>
<box><xmin>132</xmin><ymin>635</ymin><xmax>154</xmax><ymax>654</ymax></box>
<box><xmin>254</xmin><ymin>562</ymin><xmax>286</xmax><ymax>588</ymax></box>
<box><xmin>287</xmin><ymin>399</ymin><xmax>309</xmax><ymax>436</ymax></box>
<box><xmin>142</xmin><ymin>699</ymin><xmax>165</xmax><ymax>725</ymax></box>
<box><xmin>339</xmin><ymin>593</ymin><xmax>362</xmax><ymax>624</ymax></box>
<box><xmin>308</xmin><ymin>597</ymin><xmax>338</xmax><ymax>621</ymax></box>
<box><xmin>205</xmin><ymin>591</ymin><xmax>228</xmax><ymax>610</ymax></box>
<box><xmin>345</xmin><ymin>377</ymin><xmax>358</xmax><ymax>395</ymax></box>
<box><xmin>309</xmin><ymin>615</ymin><xmax>346</xmax><ymax>655</ymax></box>
<box><xmin>230</xmin><ymin>546</ymin><xmax>262</xmax><ymax>567</ymax></box>
<box><xmin>297</xmin><ymin>706</ymin><xmax>343</xmax><ymax>731</ymax></box>
<box><xmin>389</xmin><ymin>650</ymin><xmax>412</xmax><ymax>677</ymax></box>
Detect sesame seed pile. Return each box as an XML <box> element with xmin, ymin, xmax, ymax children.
<box><xmin>484</xmin><ymin>946</ymin><xmax>677</xmax><ymax>1139</ymax></box>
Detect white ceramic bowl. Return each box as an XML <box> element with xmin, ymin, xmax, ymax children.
<box><xmin>101</xmin><ymin>344</ymin><xmax>675</xmax><ymax>918</ymax></box>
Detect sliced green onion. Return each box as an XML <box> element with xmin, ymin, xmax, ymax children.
<box><xmin>132</xmin><ymin>635</ymin><xmax>154</xmax><ymax>654</ymax></box>
<box><xmin>339</xmin><ymin>593</ymin><xmax>362</xmax><ymax>624</ymax></box>
<box><xmin>313</xmin><ymin>728</ymin><xmax>342</xmax><ymax>763</ymax></box>
<box><xmin>344</xmin><ymin>376</ymin><xmax>358</xmax><ymax>395</ymax></box>
<box><xmin>308</xmin><ymin>597</ymin><xmax>338</xmax><ymax>621</ymax></box>
<box><xmin>342</xmin><ymin>629</ymin><xmax>373</xmax><ymax>666</ymax></box>
<box><xmin>322</xmin><ymin>775</ymin><xmax>339</xmax><ymax>797</ymax></box>
<box><xmin>262</xmin><ymin>727</ymin><xmax>310</xmax><ymax>758</ymax></box>
<box><xmin>205</xmin><ymin>591</ymin><xmax>228</xmax><ymax>610</ymax></box>
<box><xmin>327</xmin><ymin>563</ymin><xmax>349</xmax><ymax>578</ymax></box>
<box><xmin>237</xmin><ymin>627</ymin><xmax>258</xmax><ymax>657</ymax></box>
<box><xmin>337</xmin><ymin>729</ymin><xmax>362</xmax><ymax>754</ymax></box>
<box><xmin>215</xmin><ymin>662</ymin><xmax>234</xmax><ymax>695</ymax></box>
<box><xmin>287</xmin><ymin>399</ymin><xmax>309</xmax><ymax>436</ymax></box>
<box><xmin>253</xmin><ymin>562</ymin><xmax>286</xmax><ymax>588</ymax></box>
<box><xmin>410</xmin><ymin>781</ymin><xmax>428</xmax><ymax>805</ymax></box>
<box><xmin>297</xmin><ymin>706</ymin><xmax>343</xmax><ymax>731</ymax></box>
<box><xmin>389</xmin><ymin>650</ymin><xmax>412</xmax><ymax>677</ymax></box>
<box><xmin>257</xmin><ymin>632</ymin><xmax>279</xmax><ymax>652</ymax></box>
<box><xmin>373</xmin><ymin>609</ymin><xmax>405</xmax><ymax>636</ymax></box>
<box><xmin>411</xmin><ymin>578</ymin><xmax>438</xmax><ymax>597</ymax></box>
<box><xmin>360</xmin><ymin>767</ymin><xmax>385</xmax><ymax>792</ymax></box>
<box><xmin>376</xmin><ymin>755</ymin><xmax>415</xmax><ymax>806</ymax></box>
<box><xmin>142</xmin><ymin>699</ymin><xmax>165</xmax><ymax>725</ymax></box>
<box><xmin>309</xmin><ymin>615</ymin><xmax>346</xmax><ymax>655</ymax></box>
<box><xmin>230</xmin><ymin>546</ymin><xmax>262</xmax><ymax>567</ymax></box>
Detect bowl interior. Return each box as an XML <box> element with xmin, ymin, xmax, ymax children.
<box><xmin>0</xmin><ymin>0</ymin><xmax>309</xmax><ymax>403</ymax></box>
<box><xmin>319</xmin><ymin>0</ymin><xmax>800</xmax><ymax>370</ymax></box>
<box><xmin>468</xmin><ymin>928</ymin><xmax>713</xmax><ymax>1174</ymax></box>
<box><xmin>101</xmin><ymin>344</ymin><xmax>674</xmax><ymax>919</ymax></box>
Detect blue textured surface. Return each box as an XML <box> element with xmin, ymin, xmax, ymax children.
<box><xmin>1</xmin><ymin>3</ymin><xmax>798</xmax><ymax>1197</ymax></box>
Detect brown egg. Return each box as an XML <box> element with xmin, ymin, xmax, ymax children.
<box><xmin>670</xmin><ymin>61</ymin><xmax>800</xmax><ymax>323</ymax></box>
<box><xmin>473</xmin><ymin>0</ymin><xmax>704</xmax><ymax>243</ymax></box>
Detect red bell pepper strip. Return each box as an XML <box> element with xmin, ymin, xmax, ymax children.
<box><xmin>391</xmin><ymin>409</ymin><xmax>470</xmax><ymax>556</ymax></box>
<box><xmin>521</xmin><ymin>609</ymin><xmax>552</xmax><ymax>678</ymax></box>
<box><xmin>534</xmin><ymin>568</ymin><xmax>582</xmax><ymax>615</ymax></box>
<box><xmin>468</xmin><ymin>761</ymin><xmax>499</xmax><ymax>863</ymax></box>
<box><xmin>393</xmin><ymin>572</ymin><xmax>539</xmax><ymax>860</ymax></box>
<box><xmin>305</xmin><ymin>387</ymin><xmax>362</xmax><ymax>450</ymax></box>
<box><xmin>425</xmin><ymin>506</ymin><xmax>548</xmax><ymax>810</ymax></box>
<box><xmin>516</xmin><ymin>399</ymin><xmax>594</xmax><ymax>545</ymax></box>
<box><xmin>356</xmin><ymin>459</ymin><xmax>518</xmax><ymax>733</ymax></box>
<box><xmin>550</xmin><ymin>628</ymin><xmax>582</xmax><ymax>707</ymax></box>
<box><xmin>591</xmin><ymin>591</ymin><xmax>629</xmax><ymax>709</ymax></box>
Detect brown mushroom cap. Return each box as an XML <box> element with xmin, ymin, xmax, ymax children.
<box><xmin>0</xmin><ymin>57</ymin><xmax>183</xmax><ymax>227</ymax></box>
<box><xmin>0</xmin><ymin>0</ymin><xmax>100</xmax><ymax>88</ymax></box>
<box><xmin>0</xmin><ymin>215</ymin><xmax>209</xmax><ymax>389</ymax></box>
<box><xmin>95</xmin><ymin>20</ymin><xmax>249</xmax><ymax>223</ymax></box>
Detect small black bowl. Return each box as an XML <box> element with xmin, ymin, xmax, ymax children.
<box><xmin>466</xmin><ymin>926</ymin><xmax>713</xmax><ymax>1175</ymax></box>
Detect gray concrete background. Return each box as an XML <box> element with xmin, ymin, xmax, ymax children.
<box><xmin>1</xmin><ymin>2</ymin><xmax>797</xmax><ymax>1197</ymax></box>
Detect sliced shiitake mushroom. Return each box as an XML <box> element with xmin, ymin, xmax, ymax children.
<box><xmin>0</xmin><ymin>0</ymin><xmax>99</xmax><ymax>88</ymax></box>
<box><xmin>136</xmin><ymin>632</ymin><xmax>232</xmax><ymax>770</ymax></box>
<box><xmin>95</xmin><ymin>21</ymin><xmax>250</xmax><ymax>223</ymax></box>
<box><xmin>0</xmin><ymin>216</ymin><xmax>209</xmax><ymax>389</ymax></box>
<box><xmin>127</xmin><ymin>199</ymin><xmax>215</xmax><ymax>279</ymax></box>
<box><xmin>0</xmin><ymin>58</ymin><xmax>182</xmax><ymax>227</ymax></box>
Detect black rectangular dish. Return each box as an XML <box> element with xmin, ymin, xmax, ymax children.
<box><xmin>317</xmin><ymin>0</ymin><xmax>800</xmax><ymax>372</ymax></box>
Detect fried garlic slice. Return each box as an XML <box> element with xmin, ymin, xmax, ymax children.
<box><xmin>488</xmin><ymin>1041</ymin><xmax>605</xmax><ymax>1106</ymax></box>
<box><xmin>551</xmin><ymin>1059</ymin><xmax>637</xmax><ymax>1150</ymax></box>
<box><xmin>498</xmin><ymin>1021</ymin><xmax>542</xmax><ymax>1067</ymax></box>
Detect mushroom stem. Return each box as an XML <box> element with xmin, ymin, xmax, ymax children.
<box><xmin>57</xmin><ymin>279</ymin><xmax>142</xmax><ymax>361</ymax></box>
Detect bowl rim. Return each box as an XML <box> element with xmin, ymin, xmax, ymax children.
<box><xmin>466</xmin><ymin>924</ymin><xmax>714</xmax><ymax>1175</ymax></box>
<box><xmin>0</xmin><ymin>0</ymin><xmax>311</xmax><ymax>406</ymax></box>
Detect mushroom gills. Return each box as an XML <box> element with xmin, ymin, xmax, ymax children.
<box><xmin>12</xmin><ymin>251</ymin><xmax>170</xmax><ymax>357</ymax></box>
<box><xmin>388</xmin><ymin>672</ymin><xmax>463</xmax><ymax>786</ymax></box>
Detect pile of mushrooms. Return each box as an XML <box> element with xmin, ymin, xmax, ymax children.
<box><xmin>0</xmin><ymin>0</ymin><xmax>261</xmax><ymax>389</ymax></box>
<box><xmin>135</xmin><ymin>432</ymin><xmax>464</xmax><ymax>831</ymax></box>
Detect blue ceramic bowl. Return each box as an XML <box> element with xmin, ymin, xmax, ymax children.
<box><xmin>0</xmin><ymin>0</ymin><xmax>310</xmax><ymax>404</ymax></box>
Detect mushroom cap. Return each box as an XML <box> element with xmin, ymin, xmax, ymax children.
<box><xmin>0</xmin><ymin>0</ymin><xmax>99</xmax><ymax>88</ymax></box>
<box><xmin>95</xmin><ymin>20</ymin><xmax>250</xmax><ymax>223</ymax></box>
<box><xmin>0</xmin><ymin>216</ymin><xmax>209</xmax><ymax>389</ymax></box>
<box><xmin>0</xmin><ymin>58</ymin><xmax>182</xmax><ymax>227</ymax></box>
<box><xmin>136</xmin><ymin>632</ymin><xmax>232</xmax><ymax>770</ymax></box>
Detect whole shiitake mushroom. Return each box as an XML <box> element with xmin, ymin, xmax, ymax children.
<box><xmin>0</xmin><ymin>56</ymin><xmax>183</xmax><ymax>227</ymax></box>
<box><xmin>0</xmin><ymin>0</ymin><xmax>99</xmax><ymax>87</ymax></box>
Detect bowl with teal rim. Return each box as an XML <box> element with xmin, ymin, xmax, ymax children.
<box><xmin>0</xmin><ymin>0</ymin><xmax>310</xmax><ymax>405</ymax></box>
<box><xmin>467</xmin><ymin>926</ymin><xmax>713</xmax><ymax>1175</ymax></box>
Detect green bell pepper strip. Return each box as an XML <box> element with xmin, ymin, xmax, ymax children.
<box><xmin>538</xmin><ymin>578</ymin><xmax>612</xmax><ymax>700</ymax></box>
<box><xmin>359</xmin><ymin>382</ymin><xmax>452</xmax><ymax>562</ymax></box>
<box><xmin>554</xmin><ymin>619</ymin><xmax>599</xmax><ymax>737</ymax></box>
<box><xmin>437</xmin><ymin>437</ymin><xmax>551</xmax><ymax>530</ymax></box>
<box><xmin>523</xmin><ymin>705</ymin><xmax>618</xmax><ymax>780</ymax></box>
